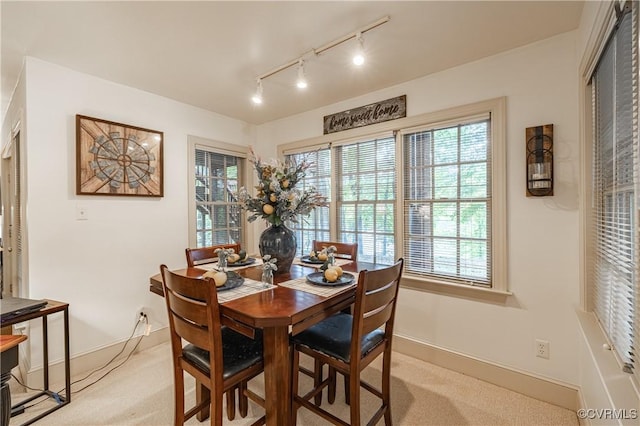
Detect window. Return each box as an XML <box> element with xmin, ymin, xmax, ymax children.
<box><xmin>590</xmin><ymin>1</ymin><xmax>638</xmax><ymax>378</ymax></box>
<box><xmin>188</xmin><ymin>137</ymin><xmax>246</xmax><ymax>248</ymax></box>
<box><xmin>285</xmin><ymin>148</ymin><xmax>331</xmax><ymax>256</ymax></box>
<box><xmin>280</xmin><ymin>97</ymin><xmax>506</xmax><ymax>294</ymax></box>
<box><xmin>402</xmin><ymin>117</ymin><xmax>491</xmax><ymax>286</ymax></box>
<box><xmin>336</xmin><ymin>136</ymin><xmax>396</xmax><ymax>264</ymax></box>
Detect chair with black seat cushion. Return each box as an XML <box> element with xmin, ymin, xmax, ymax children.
<box><xmin>185</xmin><ymin>243</ymin><xmax>241</xmax><ymax>267</ymax></box>
<box><xmin>185</xmin><ymin>243</ymin><xmax>244</xmax><ymax>419</ymax></box>
<box><xmin>312</xmin><ymin>240</ymin><xmax>358</xmax><ymax>262</ymax></box>
<box><xmin>160</xmin><ymin>265</ymin><xmax>265</xmax><ymax>426</ymax></box>
<box><xmin>291</xmin><ymin>258</ymin><xmax>404</xmax><ymax>426</ymax></box>
<box><xmin>309</xmin><ymin>240</ymin><xmax>358</xmax><ymax>406</ymax></box>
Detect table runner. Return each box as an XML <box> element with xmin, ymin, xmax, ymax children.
<box><xmin>291</xmin><ymin>257</ymin><xmax>353</xmax><ymax>269</ymax></box>
<box><xmin>218</xmin><ymin>277</ymin><xmax>275</xmax><ymax>303</ymax></box>
<box><xmin>278</xmin><ymin>276</ymin><xmax>355</xmax><ymax>297</ymax></box>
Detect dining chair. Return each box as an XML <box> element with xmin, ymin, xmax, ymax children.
<box><xmin>185</xmin><ymin>243</ymin><xmax>242</xmax><ymax>267</ymax></box>
<box><xmin>291</xmin><ymin>258</ymin><xmax>404</xmax><ymax>426</ymax></box>
<box><xmin>308</xmin><ymin>240</ymin><xmax>358</xmax><ymax>406</ymax></box>
<box><xmin>185</xmin><ymin>242</ymin><xmax>247</xmax><ymax>420</ymax></box>
<box><xmin>312</xmin><ymin>240</ymin><xmax>358</xmax><ymax>262</ymax></box>
<box><xmin>159</xmin><ymin>265</ymin><xmax>265</xmax><ymax>426</ymax></box>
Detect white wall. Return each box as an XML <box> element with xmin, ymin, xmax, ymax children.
<box><xmin>258</xmin><ymin>32</ymin><xmax>581</xmax><ymax>384</ymax></box>
<box><xmin>19</xmin><ymin>57</ymin><xmax>254</xmax><ymax>367</ymax></box>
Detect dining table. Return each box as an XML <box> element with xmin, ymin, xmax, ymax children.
<box><xmin>149</xmin><ymin>258</ymin><xmax>378</xmax><ymax>426</ymax></box>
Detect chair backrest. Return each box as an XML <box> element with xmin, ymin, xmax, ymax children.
<box><xmin>160</xmin><ymin>264</ymin><xmax>223</xmax><ymax>371</ymax></box>
<box><xmin>350</xmin><ymin>258</ymin><xmax>404</xmax><ymax>357</ymax></box>
<box><xmin>312</xmin><ymin>240</ymin><xmax>358</xmax><ymax>262</ymax></box>
<box><xmin>185</xmin><ymin>243</ymin><xmax>241</xmax><ymax>267</ymax></box>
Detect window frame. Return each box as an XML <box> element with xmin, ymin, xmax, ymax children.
<box><xmin>187</xmin><ymin>135</ymin><xmax>250</xmax><ymax>249</ymax></box>
<box><xmin>400</xmin><ymin>115</ymin><xmax>493</xmax><ymax>287</ymax></box>
<box><xmin>279</xmin><ymin>97</ymin><xmax>508</xmax><ymax>300</ymax></box>
<box><xmin>580</xmin><ymin>0</ymin><xmax>639</xmax><ymax>382</ymax></box>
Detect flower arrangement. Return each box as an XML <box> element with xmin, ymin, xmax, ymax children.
<box><xmin>238</xmin><ymin>149</ymin><xmax>328</xmax><ymax>226</ymax></box>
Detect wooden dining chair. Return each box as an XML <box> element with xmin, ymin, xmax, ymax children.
<box><xmin>308</xmin><ymin>240</ymin><xmax>358</xmax><ymax>406</ymax></box>
<box><xmin>160</xmin><ymin>265</ymin><xmax>265</xmax><ymax>426</ymax></box>
<box><xmin>185</xmin><ymin>243</ymin><xmax>241</xmax><ymax>267</ymax></box>
<box><xmin>291</xmin><ymin>258</ymin><xmax>404</xmax><ymax>426</ymax></box>
<box><xmin>312</xmin><ymin>240</ymin><xmax>358</xmax><ymax>262</ymax></box>
<box><xmin>185</xmin><ymin>242</ymin><xmax>249</xmax><ymax>420</ymax></box>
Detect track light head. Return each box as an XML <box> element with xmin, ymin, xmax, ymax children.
<box><xmin>251</xmin><ymin>79</ymin><xmax>263</xmax><ymax>105</ymax></box>
<box><xmin>296</xmin><ymin>59</ymin><xmax>308</xmax><ymax>89</ymax></box>
<box><xmin>352</xmin><ymin>32</ymin><xmax>365</xmax><ymax>66</ymax></box>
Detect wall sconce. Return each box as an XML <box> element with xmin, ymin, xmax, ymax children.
<box><xmin>526</xmin><ymin>124</ymin><xmax>553</xmax><ymax>197</ymax></box>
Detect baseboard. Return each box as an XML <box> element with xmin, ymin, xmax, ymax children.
<box><xmin>24</xmin><ymin>327</ymin><xmax>169</xmax><ymax>388</ymax></box>
<box><xmin>393</xmin><ymin>333</ymin><xmax>579</xmax><ymax>411</ymax></box>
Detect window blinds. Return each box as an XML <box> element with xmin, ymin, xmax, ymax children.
<box><xmin>402</xmin><ymin>117</ymin><xmax>492</xmax><ymax>286</ymax></box>
<box><xmin>335</xmin><ymin>136</ymin><xmax>396</xmax><ymax>265</ymax></box>
<box><xmin>194</xmin><ymin>147</ymin><xmax>243</xmax><ymax>247</ymax></box>
<box><xmin>591</xmin><ymin>2</ymin><xmax>638</xmax><ymax>376</ymax></box>
<box><xmin>285</xmin><ymin>148</ymin><xmax>332</xmax><ymax>256</ymax></box>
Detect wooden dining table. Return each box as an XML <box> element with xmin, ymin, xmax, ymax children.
<box><xmin>149</xmin><ymin>259</ymin><xmax>378</xmax><ymax>426</ymax></box>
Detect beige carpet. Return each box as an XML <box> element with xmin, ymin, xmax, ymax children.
<box><xmin>10</xmin><ymin>342</ymin><xmax>578</xmax><ymax>425</ymax></box>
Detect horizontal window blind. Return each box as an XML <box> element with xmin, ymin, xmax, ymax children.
<box><xmin>591</xmin><ymin>1</ymin><xmax>638</xmax><ymax>378</ymax></box>
<box><xmin>336</xmin><ymin>135</ymin><xmax>396</xmax><ymax>265</ymax></box>
<box><xmin>402</xmin><ymin>118</ymin><xmax>492</xmax><ymax>286</ymax></box>
<box><xmin>285</xmin><ymin>149</ymin><xmax>332</xmax><ymax>256</ymax></box>
<box><xmin>194</xmin><ymin>147</ymin><xmax>243</xmax><ymax>247</ymax></box>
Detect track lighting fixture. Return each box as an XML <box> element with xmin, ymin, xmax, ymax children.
<box><xmin>251</xmin><ymin>79</ymin><xmax>263</xmax><ymax>105</ymax></box>
<box><xmin>296</xmin><ymin>59</ymin><xmax>308</xmax><ymax>89</ymax></box>
<box><xmin>352</xmin><ymin>32</ymin><xmax>365</xmax><ymax>66</ymax></box>
<box><xmin>250</xmin><ymin>15</ymin><xmax>389</xmax><ymax>105</ymax></box>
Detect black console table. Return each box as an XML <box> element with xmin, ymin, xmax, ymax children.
<box><xmin>0</xmin><ymin>300</ymin><xmax>70</xmax><ymax>425</ymax></box>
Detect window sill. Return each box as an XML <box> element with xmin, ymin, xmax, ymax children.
<box><xmin>400</xmin><ymin>274</ymin><xmax>512</xmax><ymax>304</ymax></box>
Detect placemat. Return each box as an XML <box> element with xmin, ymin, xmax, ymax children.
<box><xmin>218</xmin><ymin>278</ymin><xmax>275</xmax><ymax>303</ymax></box>
<box><xmin>197</xmin><ymin>257</ymin><xmax>264</xmax><ymax>271</ymax></box>
<box><xmin>291</xmin><ymin>257</ymin><xmax>353</xmax><ymax>269</ymax></box>
<box><xmin>278</xmin><ymin>277</ymin><xmax>355</xmax><ymax>297</ymax></box>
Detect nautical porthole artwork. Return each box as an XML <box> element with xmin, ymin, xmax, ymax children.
<box><xmin>76</xmin><ymin>115</ymin><xmax>163</xmax><ymax>197</ymax></box>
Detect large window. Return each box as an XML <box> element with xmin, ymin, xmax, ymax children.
<box><xmin>590</xmin><ymin>1</ymin><xmax>638</xmax><ymax>378</ymax></box>
<box><xmin>280</xmin><ymin>97</ymin><xmax>506</xmax><ymax>293</ymax></box>
<box><xmin>190</xmin><ymin>138</ymin><xmax>246</xmax><ymax>248</ymax></box>
<box><xmin>403</xmin><ymin>118</ymin><xmax>491</xmax><ymax>286</ymax></box>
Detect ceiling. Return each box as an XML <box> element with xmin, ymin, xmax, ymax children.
<box><xmin>1</xmin><ymin>1</ymin><xmax>584</xmax><ymax>125</ymax></box>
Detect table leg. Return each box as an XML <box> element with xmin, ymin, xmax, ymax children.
<box><xmin>263</xmin><ymin>326</ymin><xmax>291</xmax><ymax>426</ymax></box>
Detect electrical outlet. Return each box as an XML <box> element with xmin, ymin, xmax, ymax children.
<box><xmin>535</xmin><ymin>339</ymin><xmax>550</xmax><ymax>359</ymax></box>
<box><xmin>136</xmin><ymin>307</ymin><xmax>148</xmax><ymax>324</ymax></box>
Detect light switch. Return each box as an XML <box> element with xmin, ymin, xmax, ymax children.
<box><xmin>76</xmin><ymin>205</ymin><xmax>88</xmax><ymax>221</ymax></box>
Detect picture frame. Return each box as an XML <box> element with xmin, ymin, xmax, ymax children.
<box><xmin>76</xmin><ymin>115</ymin><xmax>163</xmax><ymax>197</ymax></box>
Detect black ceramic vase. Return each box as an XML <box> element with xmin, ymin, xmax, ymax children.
<box><xmin>258</xmin><ymin>224</ymin><xmax>297</xmax><ymax>274</ymax></box>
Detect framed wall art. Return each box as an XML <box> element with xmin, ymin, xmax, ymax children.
<box><xmin>76</xmin><ymin>115</ymin><xmax>164</xmax><ymax>197</ymax></box>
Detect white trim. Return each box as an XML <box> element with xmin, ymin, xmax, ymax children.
<box><xmin>393</xmin><ymin>333</ymin><xmax>579</xmax><ymax>411</ymax></box>
<box><xmin>580</xmin><ymin>1</ymin><xmax>619</xmax><ymax>84</ymax></box>
<box><xmin>280</xmin><ymin>97</ymin><xmax>506</xmax><ymax>155</ymax></box>
<box><xmin>25</xmin><ymin>328</ymin><xmax>169</xmax><ymax>389</ymax></box>
<box><xmin>575</xmin><ymin>311</ymin><xmax>640</xmax><ymax>420</ymax></box>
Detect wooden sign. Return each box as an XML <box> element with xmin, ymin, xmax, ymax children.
<box><xmin>323</xmin><ymin>95</ymin><xmax>406</xmax><ymax>134</ymax></box>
